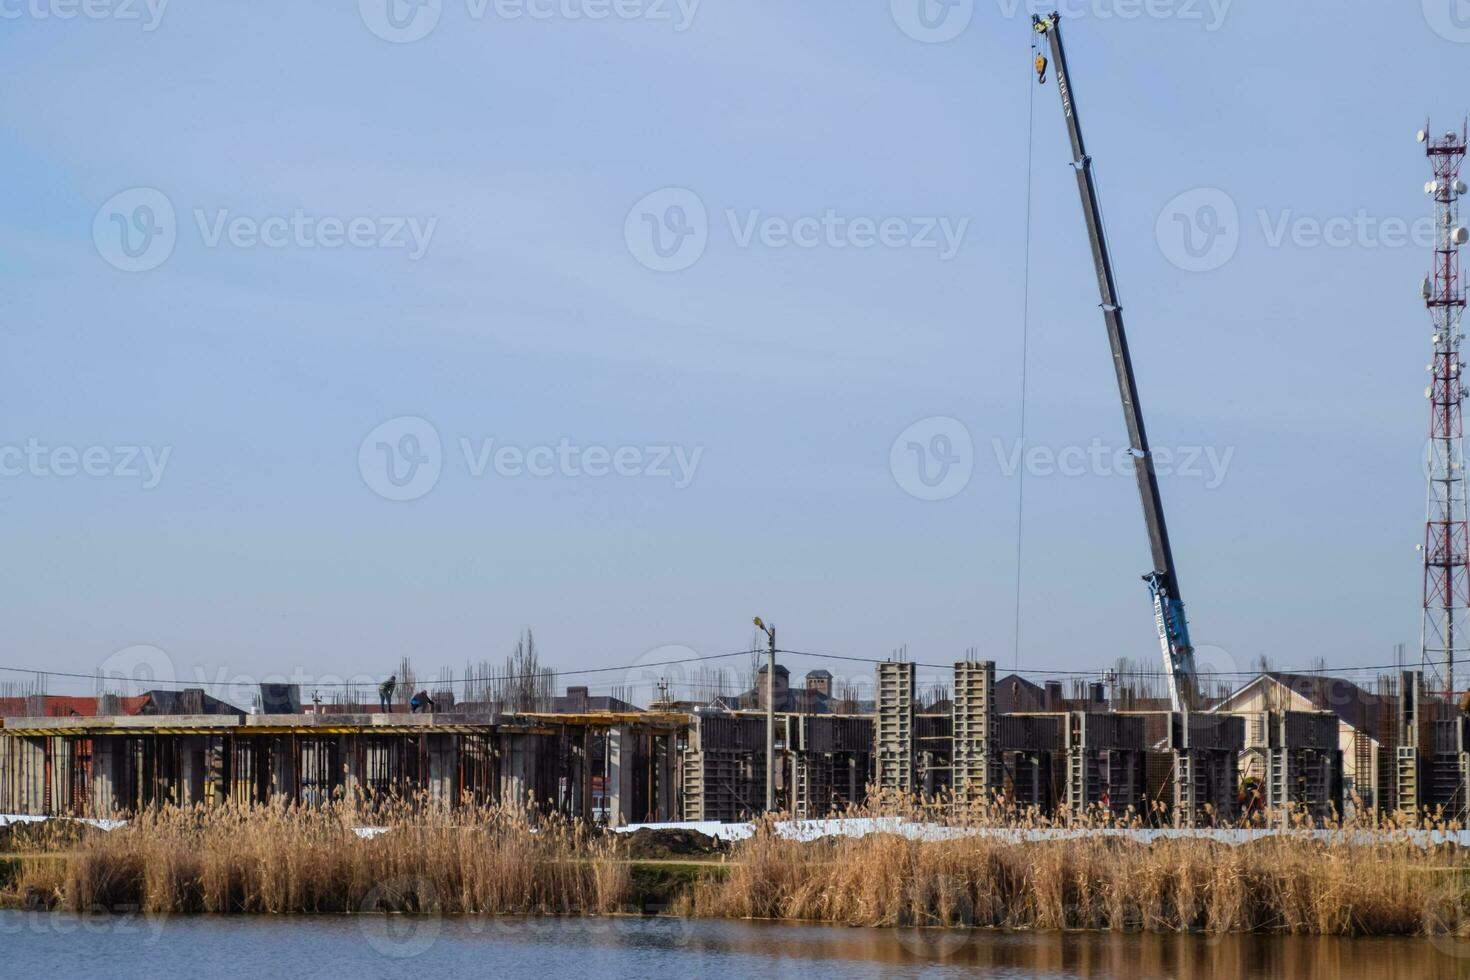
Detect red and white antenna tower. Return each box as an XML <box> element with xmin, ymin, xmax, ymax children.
<box><xmin>1420</xmin><ymin>120</ymin><xmax>1470</xmax><ymax>701</ymax></box>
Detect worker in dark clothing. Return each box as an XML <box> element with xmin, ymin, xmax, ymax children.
<box><xmin>409</xmin><ymin>690</ymin><xmax>435</xmax><ymax>714</ymax></box>
<box><xmin>379</xmin><ymin>675</ymin><xmax>396</xmax><ymax>713</ymax></box>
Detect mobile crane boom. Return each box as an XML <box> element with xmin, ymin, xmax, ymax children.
<box><xmin>1032</xmin><ymin>13</ymin><xmax>1199</xmax><ymax>713</ymax></box>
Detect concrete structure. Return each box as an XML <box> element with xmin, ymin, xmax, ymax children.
<box><xmin>0</xmin><ymin>708</ymin><xmax>685</xmax><ymax>822</ymax></box>
<box><xmin>0</xmin><ymin>666</ymin><xmax>1398</xmax><ymax>828</ymax></box>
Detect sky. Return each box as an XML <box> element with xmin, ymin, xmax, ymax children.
<box><xmin>0</xmin><ymin>0</ymin><xmax>1465</xmax><ymax>706</ymax></box>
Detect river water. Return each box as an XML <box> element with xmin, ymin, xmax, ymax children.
<box><xmin>2</xmin><ymin>911</ymin><xmax>1463</xmax><ymax>979</ymax></box>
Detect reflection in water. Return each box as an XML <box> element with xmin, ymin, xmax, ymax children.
<box><xmin>706</xmin><ymin>924</ymin><xmax>1466</xmax><ymax>979</ymax></box>
<box><xmin>2</xmin><ymin>911</ymin><xmax>1465</xmax><ymax>979</ymax></box>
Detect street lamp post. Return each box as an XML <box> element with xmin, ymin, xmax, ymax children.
<box><xmin>753</xmin><ymin>616</ymin><xmax>776</xmax><ymax>812</ymax></box>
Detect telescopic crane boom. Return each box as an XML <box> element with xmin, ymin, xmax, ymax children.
<box><xmin>1032</xmin><ymin>12</ymin><xmax>1199</xmax><ymax>713</ymax></box>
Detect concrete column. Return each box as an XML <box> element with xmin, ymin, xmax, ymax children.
<box><xmin>90</xmin><ymin>738</ymin><xmax>119</xmax><ymax>816</ymax></box>
<box><xmin>427</xmin><ymin>734</ymin><xmax>456</xmax><ymax>807</ymax></box>
<box><xmin>0</xmin><ymin>736</ymin><xmax>14</xmax><ymax>813</ymax></box>
<box><xmin>179</xmin><ymin>736</ymin><xmax>208</xmax><ymax>806</ymax></box>
<box><xmin>607</xmin><ymin>726</ymin><xmax>635</xmax><ymax>828</ymax></box>
<box><xmin>341</xmin><ymin>736</ymin><xmax>361</xmax><ymax>802</ymax></box>
<box><xmin>499</xmin><ymin>733</ymin><xmax>535</xmax><ymax>808</ymax></box>
<box><xmin>270</xmin><ymin>737</ymin><xmax>296</xmax><ymax>801</ymax></box>
<box><xmin>656</xmin><ymin>732</ymin><xmax>677</xmax><ymax>821</ymax></box>
<box><xmin>579</xmin><ymin>729</ymin><xmax>594</xmax><ymax>820</ymax></box>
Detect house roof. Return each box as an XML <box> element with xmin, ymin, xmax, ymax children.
<box><xmin>0</xmin><ymin>695</ymin><xmax>150</xmax><ymax>718</ymax></box>
<box><xmin>139</xmin><ymin>689</ymin><xmax>242</xmax><ymax>716</ymax></box>
<box><xmin>996</xmin><ymin>674</ymin><xmax>1045</xmax><ymax>714</ymax></box>
<box><xmin>1214</xmin><ymin>672</ymin><xmax>1388</xmax><ymax>736</ymax></box>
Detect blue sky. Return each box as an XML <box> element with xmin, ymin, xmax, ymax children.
<box><xmin>0</xmin><ymin>1</ymin><xmax>1465</xmax><ymax>704</ymax></box>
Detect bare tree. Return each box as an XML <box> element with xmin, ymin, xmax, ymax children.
<box><xmin>492</xmin><ymin>629</ymin><xmax>556</xmax><ymax>712</ymax></box>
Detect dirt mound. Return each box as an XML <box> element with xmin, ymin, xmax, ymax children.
<box><xmin>620</xmin><ymin>828</ymin><xmax>727</xmax><ymax>861</ymax></box>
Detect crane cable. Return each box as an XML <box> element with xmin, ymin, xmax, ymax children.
<box><xmin>1013</xmin><ymin>31</ymin><xmax>1038</xmax><ymax>675</ymax></box>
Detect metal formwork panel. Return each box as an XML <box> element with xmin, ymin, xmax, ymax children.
<box><xmin>1268</xmin><ymin>745</ymin><xmax>1343</xmax><ymax>821</ymax></box>
<box><xmin>1172</xmin><ymin>748</ymin><xmax>1236</xmax><ymax>827</ymax></box>
<box><xmin>1003</xmin><ymin>750</ymin><xmax>1053</xmax><ymax>810</ymax></box>
<box><xmin>952</xmin><ymin>661</ymin><xmax>997</xmax><ymax>804</ymax></box>
<box><xmin>1397</xmin><ymin>746</ymin><xmax>1421</xmax><ymax>816</ymax></box>
<box><xmin>1068</xmin><ymin>712</ymin><xmax>1146</xmax><ymax>752</ymax></box>
<box><xmin>1282</xmin><ymin>711</ymin><xmax>1337</xmax><ymax>751</ymax></box>
<box><xmin>792</xmin><ymin>752</ymin><xmax>834</xmax><ymax>819</ymax></box>
<box><xmin>681</xmin><ymin>749</ymin><xmax>762</xmax><ymax>823</ymax></box>
<box><xmin>997</xmin><ymin>714</ymin><xmax>1063</xmax><ymax>752</ymax></box>
<box><xmin>876</xmin><ymin>662</ymin><xmax>915</xmax><ymax>794</ymax></box>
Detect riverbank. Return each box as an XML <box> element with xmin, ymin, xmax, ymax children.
<box><xmin>3</xmin><ymin>803</ymin><xmax>1468</xmax><ymax>937</ymax></box>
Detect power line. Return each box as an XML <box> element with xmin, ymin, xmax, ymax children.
<box><xmin>0</xmin><ymin>649</ymin><xmax>763</xmax><ymax>693</ymax></box>
<box><xmin>772</xmin><ymin>649</ymin><xmax>1420</xmax><ymax>679</ymax></box>
<box><xmin>0</xmin><ymin>647</ymin><xmax>1426</xmax><ymax>698</ymax></box>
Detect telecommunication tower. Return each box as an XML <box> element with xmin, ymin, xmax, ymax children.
<box><xmin>1419</xmin><ymin>121</ymin><xmax>1470</xmax><ymax>700</ymax></box>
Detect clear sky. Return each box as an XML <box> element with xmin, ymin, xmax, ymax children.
<box><xmin>0</xmin><ymin>1</ymin><xmax>1465</xmax><ymax>705</ymax></box>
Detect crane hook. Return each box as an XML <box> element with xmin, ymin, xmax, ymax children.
<box><xmin>1035</xmin><ymin>53</ymin><xmax>1048</xmax><ymax>85</ymax></box>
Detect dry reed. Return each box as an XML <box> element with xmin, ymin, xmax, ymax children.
<box><xmin>10</xmin><ymin>797</ymin><xmax>627</xmax><ymax>916</ymax></box>
<box><xmin>8</xmin><ymin>795</ymin><xmax>1470</xmax><ymax>936</ymax></box>
<box><xmin>682</xmin><ymin>800</ymin><xmax>1470</xmax><ymax>937</ymax></box>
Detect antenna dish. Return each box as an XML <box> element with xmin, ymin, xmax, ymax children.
<box><xmin>1453</xmin><ymin>227</ymin><xmax>1470</xmax><ymax>246</ymax></box>
<box><xmin>1418</xmin><ymin>130</ymin><xmax>1429</xmax><ymax>142</ymax></box>
<box><xmin>1427</xmin><ymin>180</ymin><xmax>1441</xmax><ymax>195</ymax></box>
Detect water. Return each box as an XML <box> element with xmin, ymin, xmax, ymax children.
<box><xmin>2</xmin><ymin>911</ymin><xmax>1464</xmax><ymax>979</ymax></box>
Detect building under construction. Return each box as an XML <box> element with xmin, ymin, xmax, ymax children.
<box><xmin>8</xmin><ymin>659</ymin><xmax>1462</xmax><ymax>827</ymax></box>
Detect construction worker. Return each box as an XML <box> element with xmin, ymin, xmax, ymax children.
<box><xmin>379</xmin><ymin>674</ymin><xmax>396</xmax><ymax>713</ymax></box>
<box><xmin>409</xmin><ymin>690</ymin><xmax>435</xmax><ymax>714</ymax></box>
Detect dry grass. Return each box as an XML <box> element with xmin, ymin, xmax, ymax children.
<box><xmin>7</xmin><ymin>794</ymin><xmax>1469</xmax><ymax>936</ymax></box>
<box><xmin>7</xmin><ymin>797</ymin><xmax>627</xmax><ymax>916</ymax></box>
<box><xmin>681</xmin><ymin>801</ymin><xmax>1470</xmax><ymax>936</ymax></box>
